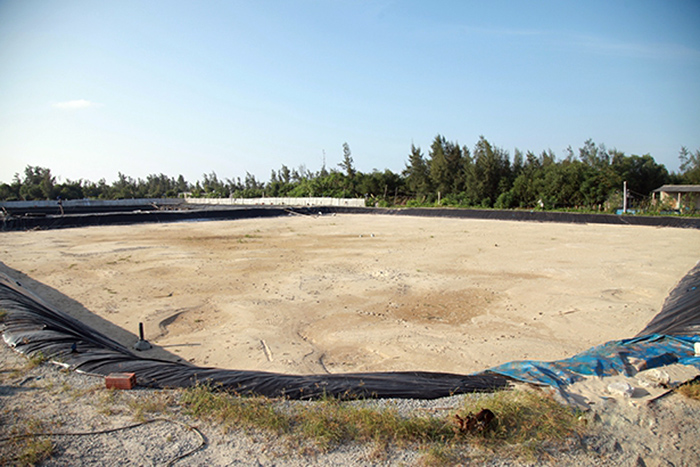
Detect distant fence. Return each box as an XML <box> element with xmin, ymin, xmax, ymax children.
<box><xmin>0</xmin><ymin>198</ymin><xmax>183</xmax><ymax>210</ymax></box>
<box><xmin>0</xmin><ymin>197</ymin><xmax>366</xmax><ymax>211</ymax></box>
<box><xmin>184</xmin><ymin>197</ymin><xmax>366</xmax><ymax>207</ymax></box>
<box><xmin>5</xmin><ymin>198</ymin><xmax>699</xmax><ymax>231</ymax></box>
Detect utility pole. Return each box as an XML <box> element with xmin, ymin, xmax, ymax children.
<box><xmin>623</xmin><ymin>181</ymin><xmax>628</xmax><ymax>213</ymax></box>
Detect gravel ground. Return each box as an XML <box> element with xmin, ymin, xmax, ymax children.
<box><xmin>2</xmin><ymin>341</ymin><xmax>699</xmax><ymax>466</ymax></box>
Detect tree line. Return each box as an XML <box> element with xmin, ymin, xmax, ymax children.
<box><xmin>2</xmin><ymin>136</ymin><xmax>699</xmax><ymax>213</ymax></box>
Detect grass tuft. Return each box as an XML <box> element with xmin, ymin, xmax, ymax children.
<box><xmin>1</xmin><ymin>419</ymin><xmax>54</xmax><ymax>466</ymax></box>
<box><xmin>293</xmin><ymin>397</ymin><xmax>451</xmax><ymax>449</ymax></box>
<box><xmin>126</xmin><ymin>390</ymin><xmax>175</xmax><ymax>421</ymax></box>
<box><xmin>16</xmin><ymin>438</ymin><xmax>53</xmax><ymax>467</ymax></box>
<box><xmin>419</xmin><ymin>443</ymin><xmax>462</xmax><ymax>466</ymax></box>
<box><xmin>178</xmin><ymin>384</ymin><xmax>585</xmax><ymax>462</ymax></box>
<box><xmin>96</xmin><ymin>388</ymin><xmax>120</xmax><ymax>416</ymax></box>
<box><xmin>25</xmin><ymin>352</ymin><xmax>47</xmax><ymax>370</ymax></box>
<box><xmin>179</xmin><ymin>384</ymin><xmax>290</xmax><ymax>434</ymax></box>
<box><xmin>179</xmin><ymin>386</ymin><xmax>453</xmax><ymax>450</ymax></box>
<box><xmin>677</xmin><ymin>379</ymin><xmax>700</xmax><ymax>401</ymax></box>
<box><xmin>452</xmin><ymin>388</ymin><xmax>586</xmax><ymax>461</ymax></box>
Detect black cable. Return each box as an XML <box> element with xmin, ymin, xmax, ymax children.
<box><xmin>0</xmin><ymin>417</ymin><xmax>207</xmax><ymax>466</ymax></box>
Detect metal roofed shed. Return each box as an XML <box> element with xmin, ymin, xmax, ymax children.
<box><xmin>652</xmin><ymin>185</ymin><xmax>700</xmax><ymax>212</ymax></box>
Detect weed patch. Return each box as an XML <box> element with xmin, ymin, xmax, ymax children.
<box><xmin>677</xmin><ymin>379</ymin><xmax>700</xmax><ymax>401</ymax></box>
<box><xmin>179</xmin><ymin>386</ymin><xmax>452</xmax><ymax>449</ymax></box>
<box><xmin>0</xmin><ymin>418</ymin><xmax>54</xmax><ymax>466</ymax></box>
<box><xmin>179</xmin><ymin>385</ymin><xmax>289</xmax><ymax>434</ymax></box>
<box><xmin>419</xmin><ymin>442</ymin><xmax>461</xmax><ymax>466</ymax></box>
<box><xmin>25</xmin><ymin>352</ymin><xmax>47</xmax><ymax>370</ymax></box>
<box><xmin>127</xmin><ymin>390</ymin><xmax>175</xmax><ymax>421</ymax></box>
<box><xmin>452</xmin><ymin>389</ymin><xmax>586</xmax><ymax>461</ymax></box>
<box><xmin>293</xmin><ymin>397</ymin><xmax>451</xmax><ymax>450</ymax></box>
<box><xmin>178</xmin><ymin>384</ymin><xmax>586</xmax><ymax>462</ymax></box>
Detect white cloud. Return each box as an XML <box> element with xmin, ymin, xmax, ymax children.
<box><xmin>52</xmin><ymin>99</ymin><xmax>99</xmax><ymax>110</ymax></box>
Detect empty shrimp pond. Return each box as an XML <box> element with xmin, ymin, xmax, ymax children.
<box><xmin>2</xmin><ymin>213</ymin><xmax>698</xmax><ymax>375</ymax></box>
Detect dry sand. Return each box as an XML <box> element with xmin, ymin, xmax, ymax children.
<box><xmin>1</xmin><ymin>214</ymin><xmax>699</xmax><ymax>375</ymax></box>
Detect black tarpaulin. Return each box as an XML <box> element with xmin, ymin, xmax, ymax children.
<box><xmin>636</xmin><ymin>261</ymin><xmax>700</xmax><ymax>337</ymax></box>
<box><xmin>4</xmin><ymin>205</ymin><xmax>700</xmax><ymax>232</ymax></box>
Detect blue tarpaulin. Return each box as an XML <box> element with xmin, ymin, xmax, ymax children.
<box><xmin>485</xmin><ymin>261</ymin><xmax>700</xmax><ymax>390</ymax></box>
<box><xmin>487</xmin><ymin>334</ymin><xmax>700</xmax><ymax>389</ymax></box>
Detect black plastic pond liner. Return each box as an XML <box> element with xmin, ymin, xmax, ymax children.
<box><xmin>3</xmin><ymin>205</ymin><xmax>700</xmax><ymax>231</ymax></box>
<box><xmin>0</xmin><ymin>273</ymin><xmax>508</xmax><ymax>399</ymax></box>
<box><xmin>636</xmin><ymin>261</ymin><xmax>700</xmax><ymax>337</ymax></box>
<box><xmin>320</xmin><ymin>207</ymin><xmax>700</xmax><ymax>229</ymax></box>
<box><xmin>1</xmin><ymin>207</ymin><xmax>293</xmax><ymax>231</ymax></box>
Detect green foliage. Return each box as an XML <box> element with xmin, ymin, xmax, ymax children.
<box><xmin>427</xmin><ymin>135</ymin><xmax>470</xmax><ymax>197</ymax></box>
<box><xmin>439</xmin><ymin>192</ymin><xmax>471</xmax><ymax>207</ymax></box>
<box><xmin>2</xmin><ymin>139</ymin><xmax>691</xmax><ymax>213</ymax></box>
<box><xmin>403</xmin><ymin>144</ymin><xmax>431</xmax><ymax>198</ymax></box>
<box><xmin>19</xmin><ymin>166</ymin><xmax>56</xmax><ymax>200</ymax></box>
<box><xmin>356</xmin><ymin>169</ymin><xmax>402</xmax><ymax>201</ymax></box>
<box><xmin>679</xmin><ymin>146</ymin><xmax>700</xmax><ymax>184</ymax></box>
<box><xmin>338</xmin><ymin>142</ymin><xmax>356</xmax><ymax>179</ymax></box>
<box><xmin>494</xmin><ymin>191</ymin><xmax>515</xmax><ymax>209</ymax></box>
<box><xmin>612</xmin><ymin>153</ymin><xmax>669</xmax><ymax>196</ymax></box>
<box><xmin>1</xmin><ymin>165</ymin><xmax>193</xmax><ymax>201</ymax></box>
<box><xmin>466</xmin><ymin>136</ymin><xmax>512</xmax><ymax>207</ymax></box>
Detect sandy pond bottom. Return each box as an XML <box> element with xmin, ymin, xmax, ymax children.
<box><xmin>1</xmin><ymin>214</ymin><xmax>699</xmax><ymax>375</ymax></box>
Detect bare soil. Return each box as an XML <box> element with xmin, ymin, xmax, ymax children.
<box><xmin>1</xmin><ymin>214</ymin><xmax>698</xmax><ymax>375</ymax></box>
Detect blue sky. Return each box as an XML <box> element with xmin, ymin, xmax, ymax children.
<box><xmin>1</xmin><ymin>0</ymin><xmax>699</xmax><ymax>185</ymax></box>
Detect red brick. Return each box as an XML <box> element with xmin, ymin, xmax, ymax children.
<box><xmin>105</xmin><ymin>372</ymin><xmax>136</xmax><ymax>390</ymax></box>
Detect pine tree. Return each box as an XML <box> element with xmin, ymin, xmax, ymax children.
<box><xmin>403</xmin><ymin>144</ymin><xmax>430</xmax><ymax>197</ymax></box>
<box><xmin>338</xmin><ymin>142</ymin><xmax>356</xmax><ymax>178</ymax></box>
